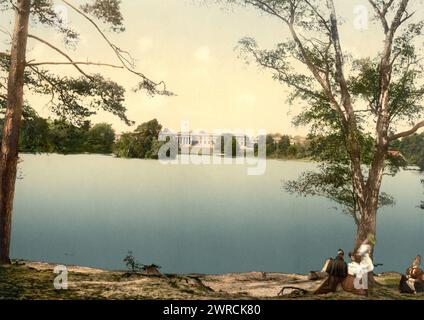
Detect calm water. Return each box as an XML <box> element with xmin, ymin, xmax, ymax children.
<box><xmin>10</xmin><ymin>154</ymin><xmax>424</xmax><ymax>274</ymax></box>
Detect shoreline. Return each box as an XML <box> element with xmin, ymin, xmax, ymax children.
<box><xmin>18</xmin><ymin>153</ymin><xmax>422</xmax><ymax>171</ymax></box>
<box><xmin>1</xmin><ymin>260</ymin><xmax>422</xmax><ymax>300</ymax></box>
<box><xmin>18</xmin><ymin>152</ymin><xmax>313</xmax><ymax>162</ymax></box>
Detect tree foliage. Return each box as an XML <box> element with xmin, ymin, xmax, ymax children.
<box><xmin>392</xmin><ymin>133</ymin><xmax>424</xmax><ymax>171</ymax></box>
<box><xmin>225</xmin><ymin>0</ymin><xmax>424</xmax><ymax>240</ymax></box>
<box><xmin>114</xmin><ymin>119</ymin><xmax>171</xmax><ymax>159</ymax></box>
<box><xmin>1</xmin><ymin>114</ymin><xmax>115</xmax><ymax>155</ymax></box>
<box><xmin>220</xmin><ymin>134</ymin><xmax>241</xmax><ymax>158</ymax></box>
<box><xmin>85</xmin><ymin>123</ymin><xmax>115</xmax><ymax>154</ymax></box>
<box><xmin>0</xmin><ymin>0</ymin><xmax>171</xmax><ymax>127</ymax></box>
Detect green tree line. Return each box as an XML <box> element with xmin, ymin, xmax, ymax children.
<box><xmin>113</xmin><ymin>118</ymin><xmax>177</xmax><ymax>160</ymax></box>
<box><xmin>0</xmin><ymin>115</ymin><xmax>318</xmax><ymax>160</ymax></box>
<box><xmin>264</xmin><ymin>134</ymin><xmax>308</xmax><ymax>159</ymax></box>
<box><xmin>392</xmin><ymin>133</ymin><xmax>424</xmax><ymax>171</ymax></box>
<box><xmin>0</xmin><ymin>116</ymin><xmax>115</xmax><ymax>155</ymax></box>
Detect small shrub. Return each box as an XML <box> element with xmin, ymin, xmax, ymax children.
<box><xmin>123</xmin><ymin>251</ymin><xmax>162</xmax><ymax>274</ymax></box>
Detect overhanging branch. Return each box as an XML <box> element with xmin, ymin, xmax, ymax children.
<box><xmin>389</xmin><ymin>120</ymin><xmax>424</xmax><ymax>141</ymax></box>
<box><xmin>368</xmin><ymin>0</ymin><xmax>395</xmax><ymax>34</ymax></box>
<box><xmin>60</xmin><ymin>0</ymin><xmax>171</xmax><ymax>95</ymax></box>
<box><xmin>28</xmin><ymin>34</ymin><xmax>91</xmax><ymax>79</ymax></box>
<box><xmin>244</xmin><ymin>0</ymin><xmax>288</xmax><ymax>23</ymax></box>
<box><xmin>27</xmin><ymin>61</ymin><xmax>124</xmax><ymax>69</ymax></box>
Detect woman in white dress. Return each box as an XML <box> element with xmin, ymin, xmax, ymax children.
<box><xmin>357</xmin><ymin>243</ymin><xmax>374</xmax><ymax>274</ymax></box>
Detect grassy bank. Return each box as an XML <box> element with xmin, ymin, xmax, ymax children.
<box><xmin>0</xmin><ymin>261</ymin><xmax>423</xmax><ymax>300</ymax></box>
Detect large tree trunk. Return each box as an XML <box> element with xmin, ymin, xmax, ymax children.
<box><xmin>355</xmin><ymin>206</ymin><xmax>377</xmax><ymax>250</ymax></box>
<box><xmin>0</xmin><ymin>0</ymin><xmax>31</xmax><ymax>265</ymax></box>
<box><xmin>355</xmin><ymin>143</ymin><xmax>388</xmax><ymax>251</ymax></box>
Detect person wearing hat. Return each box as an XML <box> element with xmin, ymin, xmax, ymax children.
<box><xmin>401</xmin><ymin>255</ymin><xmax>424</xmax><ymax>294</ymax></box>
<box><xmin>315</xmin><ymin>249</ymin><xmax>348</xmax><ymax>295</ymax></box>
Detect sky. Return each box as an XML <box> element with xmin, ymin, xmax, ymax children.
<box><xmin>1</xmin><ymin>0</ymin><xmax>423</xmax><ymax>135</ymax></box>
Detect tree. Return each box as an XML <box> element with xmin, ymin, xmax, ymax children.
<box><xmin>19</xmin><ymin>117</ymin><xmax>50</xmax><ymax>153</ymax></box>
<box><xmin>113</xmin><ymin>132</ymin><xmax>140</xmax><ymax>158</ymax></box>
<box><xmin>0</xmin><ymin>0</ymin><xmax>171</xmax><ymax>264</ymax></box>
<box><xmin>85</xmin><ymin>123</ymin><xmax>115</xmax><ymax>154</ymax></box>
<box><xmin>392</xmin><ymin>133</ymin><xmax>424</xmax><ymax>170</ymax></box>
<box><xmin>47</xmin><ymin>119</ymin><xmax>90</xmax><ymax>154</ymax></box>
<box><xmin>227</xmin><ymin>0</ymin><xmax>424</xmax><ymax>251</ymax></box>
<box><xmin>265</xmin><ymin>134</ymin><xmax>277</xmax><ymax>156</ymax></box>
<box><xmin>278</xmin><ymin>135</ymin><xmax>291</xmax><ymax>156</ymax></box>
<box><xmin>220</xmin><ymin>134</ymin><xmax>241</xmax><ymax>157</ymax></box>
<box><xmin>0</xmin><ymin>108</ymin><xmax>50</xmax><ymax>153</ymax></box>
<box><xmin>113</xmin><ymin>119</ymin><xmax>166</xmax><ymax>159</ymax></box>
<box><xmin>134</xmin><ymin>119</ymin><xmax>163</xmax><ymax>159</ymax></box>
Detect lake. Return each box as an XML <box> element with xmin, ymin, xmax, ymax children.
<box><xmin>10</xmin><ymin>154</ymin><xmax>424</xmax><ymax>274</ymax></box>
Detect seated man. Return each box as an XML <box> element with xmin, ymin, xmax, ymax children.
<box><xmin>400</xmin><ymin>275</ymin><xmax>417</xmax><ymax>294</ymax></box>
<box><xmin>401</xmin><ymin>255</ymin><xmax>424</xmax><ymax>294</ymax></box>
<box><xmin>315</xmin><ymin>249</ymin><xmax>348</xmax><ymax>295</ymax></box>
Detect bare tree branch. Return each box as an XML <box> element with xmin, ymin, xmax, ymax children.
<box><xmin>287</xmin><ymin>20</ymin><xmax>345</xmax><ymax>120</ymax></box>
<box><xmin>60</xmin><ymin>0</ymin><xmax>170</xmax><ymax>95</ymax></box>
<box><xmin>244</xmin><ymin>0</ymin><xmax>289</xmax><ymax>23</ymax></box>
<box><xmin>28</xmin><ymin>34</ymin><xmax>91</xmax><ymax>79</ymax></box>
<box><xmin>26</xmin><ymin>61</ymin><xmax>124</xmax><ymax>69</ymax></box>
<box><xmin>237</xmin><ymin>1</ymin><xmax>346</xmax><ymax>120</ymax></box>
<box><xmin>368</xmin><ymin>0</ymin><xmax>395</xmax><ymax>34</ymax></box>
<box><xmin>390</xmin><ymin>0</ymin><xmax>411</xmax><ymax>34</ymax></box>
<box><xmin>27</xmin><ymin>65</ymin><xmax>62</xmax><ymax>105</ymax></box>
<box><xmin>389</xmin><ymin>120</ymin><xmax>424</xmax><ymax>141</ymax></box>
<box><xmin>326</xmin><ymin>0</ymin><xmax>353</xmax><ymax>117</ymax></box>
<box><xmin>248</xmin><ymin>49</ymin><xmax>325</xmax><ymax>100</ymax></box>
<box><xmin>304</xmin><ymin>0</ymin><xmax>331</xmax><ymax>33</ymax></box>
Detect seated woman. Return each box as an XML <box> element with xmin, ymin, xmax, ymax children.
<box><xmin>342</xmin><ymin>252</ymin><xmax>367</xmax><ymax>296</ymax></box>
<box><xmin>406</xmin><ymin>255</ymin><xmax>423</xmax><ymax>279</ymax></box>
<box><xmin>357</xmin><ymin>242</ymin><xmax>374</xmax><ymax>275</ymax></box>
<box><xmin>402</xmin><ymin>255</ymin><xmax>424</xmax><ymax>294</ymax></box>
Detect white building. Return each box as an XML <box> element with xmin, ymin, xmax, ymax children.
<box><xmin>158</xmin><ymin>128</ymin><xmax>177</xmax><ymax>141</ymax></box>
<box><xmin>159</xmin><ymin>129</ymin><xmax>256</xmax><ymax>151</ymax></box>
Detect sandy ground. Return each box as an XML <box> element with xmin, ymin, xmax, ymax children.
<box><xmin>0</xmin><ymin>260</ymin><xmax>422</xmax><ymax>300</ymax></box>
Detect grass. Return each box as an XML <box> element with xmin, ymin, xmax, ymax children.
<box><xmin>0</xmin><ymin>262</ymin><xmax>423</xmax><ymax>300</ymax></box>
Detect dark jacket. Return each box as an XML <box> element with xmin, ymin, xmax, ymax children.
<box><xmin>328</xmin><ymin>256</ymin><xmax>348</xmax><ymax>278</ymax></box>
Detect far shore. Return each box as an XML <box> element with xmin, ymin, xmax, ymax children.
<box><xmin>18</xmin><ymin>152</ymin><xmax>315</xmax><ymax>163</ymax></box>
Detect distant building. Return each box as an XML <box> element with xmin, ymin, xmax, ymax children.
<box><xmin>177</xmin><ymin>131</ymin><xmax>191</xmax><ymax>148</ymax></box>
<box><xmin>158</xmin><ymin>128</ymin><xmax>177</xmax><ymax>141</ymax></box>
<box><xmin>159</xmin><ymin>129</ymin><xmax>255</xmax><ymax>151</ymax></box>
<box><xmin>191</xmin><ymin>130</ymin><xmax>215</xmax><ymax>148</ymax></box>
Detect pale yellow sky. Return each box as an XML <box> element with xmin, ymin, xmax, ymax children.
<box><xmin>1</xmin><ymin>0</ymin><xmax>423</xmax><ymax>135</ymax></box>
